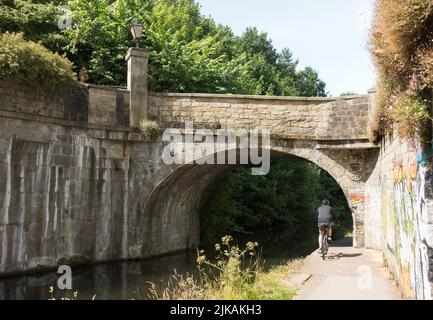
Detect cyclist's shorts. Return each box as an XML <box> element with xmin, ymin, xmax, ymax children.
<box><xmin>318</xmin><ymin>221</ymin><xmax>332</xmax><ymax>229</ymax></box>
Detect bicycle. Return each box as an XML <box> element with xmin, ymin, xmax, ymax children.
<box><xmin>319</xmin><ymin>224</ymin><xmax>330</xmax><ymax>260</ymax></box>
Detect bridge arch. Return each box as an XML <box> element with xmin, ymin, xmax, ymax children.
<box><xmin>138</xmin><ymin>139</ymin><xmax>371</xmax><ymax>258</ymax></box>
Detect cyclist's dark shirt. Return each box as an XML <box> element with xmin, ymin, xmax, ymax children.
<box><xmin>317</xmin><ymin>205</ymin><xmax>333</xmax><ymax>224</ymax></box>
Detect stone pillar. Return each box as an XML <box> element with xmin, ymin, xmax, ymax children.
<box><xmin>367</xmin><ymin>87</ymin><xmax>377</xmax><ymax>138</ymax></box>
<box><xmin>125</xmin><ymin>47</ymin><xmax>149</xmax><ymax>127</ymax></box>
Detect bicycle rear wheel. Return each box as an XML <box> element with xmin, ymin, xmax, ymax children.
<box><xmin>320</xmin><ymin>225</ymin><xmax>328</xmax><ymax>260</ymax></box>
<box><xmin>321</xmin><ymin>236</ymin><xmax>328</xmax><ymax>260</ymax></box>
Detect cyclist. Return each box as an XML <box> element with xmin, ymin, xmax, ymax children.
<box><xmin>317</xmin><ymin>199</ymin><xmax>333</xmax><ymax>254</ymax></box>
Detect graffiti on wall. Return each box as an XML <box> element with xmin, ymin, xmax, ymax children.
<box><xmin>349</xmin><ymin>194</ymin><xmax>365</xmax><ymax>204</ymax></box>
<box><xmin>382</xmin><ymin>146</ymin><xmax>432</xmax><ymax>300</ymax></box>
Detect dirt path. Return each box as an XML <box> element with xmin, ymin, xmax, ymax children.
<box><xmin>289</xmin><ymin>237</ymin><xmax>402</xmax><ymax>300</ymax></box>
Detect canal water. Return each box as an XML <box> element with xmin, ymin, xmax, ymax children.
<box><xmin>0</xmin><ymin>233</ymin><xmax>316</xmax><ymax>300</ymax></box>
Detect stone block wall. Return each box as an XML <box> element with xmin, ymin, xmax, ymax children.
<box><xmin>88</xmin><ymin>85</ymin><xmax>130</xmax><ymax>127</ymax></box>
<box><xmin>0</xmin><ymin>82</ymin><xmax>129</xmax><ymax>127</ymax></box>
<box><xmin>0</xmin><ymin>118</ymin><xmax>127</xmax><ymax>274</ymax></box>
<box><xmin>0</xmin><ymin>81</ymin><xmax>89</xmax><ymax>122</ymax></box>
<box><xmin>1</xmin><ymin>82</ymin><xmax>372</xmax><ymax>141</ymax></box>
<box><xmin>0</xmin><ymin>111</ymin><xmax>198</xmax><ymax>276</ymax></box>
<box><xmin>148</xmin><ymin>93</ymin><xmax>370</xmax><ymax>140</ymax></box>
<box><xmin>364</xmin><ymin>132</ymin><xmax>433</xmax><ymax>299</ymax></box>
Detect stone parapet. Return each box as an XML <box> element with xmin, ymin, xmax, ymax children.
<box><xmin>148</xmin><ymin>93</ymin><xmax>370</xmax><ymax>141</ymax></box>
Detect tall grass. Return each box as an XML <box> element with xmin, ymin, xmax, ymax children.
<box><xmin>139</xmin><ymin>120</ymin><xmax>160</xmax><ymax>141</ymax></box>
<box><xmin>147</xmin><ymin>236</ymin><xmax>301</xmax><ymax>300</ymax></box>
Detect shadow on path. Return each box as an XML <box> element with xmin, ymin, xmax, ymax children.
<box><xmin>326</xmin><ymin>237</ymin><xmax>361</xmax><ymax>259</ymax></box>
<box><xmin>292</xmin><ymin>236</ymin><xmax>402</xmax><ymax>300</ymax></box>
<box><xmin>327</xmin><ymin>253</ymin><xmax>363</xmax><ymax>260</ymax></box>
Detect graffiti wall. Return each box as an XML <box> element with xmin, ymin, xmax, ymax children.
<box><xmin>365</xmin><ymin>134</ymin><xmax>433</xmax><ymax>300</ymax></box>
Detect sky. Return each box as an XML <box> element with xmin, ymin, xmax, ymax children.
<box><xmin>197</xmin><ymin>0</ymin><xmax>376</xmax><ymax>96</ymax></box>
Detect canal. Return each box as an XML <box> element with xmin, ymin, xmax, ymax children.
<box><xmin>0</xmin><ymin>232</ymin><xmax>316</xmax><ymax>300</ymax></box>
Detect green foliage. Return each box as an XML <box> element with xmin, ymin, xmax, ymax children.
<box><xmin>340</xmin><ymin>92</ymin><xmax>358</xmax><ymax>96</ymax></box>
<box><xmin>200</xmin><ymin>157</ymin><xmax>352</xmax><ymax>248</ymax></box>
<box><xmin>142</xmin><ymin>0</ymin><xmax>250</xmax><ymax>93</ymax></box>
<box><xmin>148</xmin><ymin>236</ymin><xmax>299</xmax><ymax>300</ymax></box>
<box><xmin>234</xmin><ymin>28</ymin><xmax>326</xmax><ymax>96</ymax></box>
<box><xmin>371</xmin><ymin>0</ymin><xmax>433</xmax><ymax>142</ymax></box>
<box><xmin>64</xmin><ymin>0</ymin><xmax>244</xmax><ymax>88</ymax></box>
<box><xmin>197</xmin><ymin>236</ymin><xmax>261</xmax><ymax>300</ymax></box>
<box><xmin>62</xmin><ymin>0</ymin><xmax>326</xmax><ymax>96</ymax></box>
<box><xmin>295</xmin><ymin>67</ymin><xmax>326</xmax><ymax>97</ymax></box>
<box><xmin>0</xmin><ymin>0</ymin><xmax>68</xmax><ymax>53</ymax></box>
<box><xmin>1</xmin><ymin>0</ymin><xmax>327</xmax><ymax>96</ymax></box>
<box><xmin>64</xmin><ymin>0</ymin><xmax>148</xmax><ymax>84</ymax></box>
<box><xmin>0</xmin><ymin>32</ymin><xmax>76</xmax><ymax>90</ymax></box>
<box><xmin>390</xmin><ymin>95</ymin><xmax>431</xmax><ymax>139</ymax></box>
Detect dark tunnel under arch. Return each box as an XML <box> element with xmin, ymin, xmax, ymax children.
<box><xmin>141</xmin><ymin>148</ymin><xmax>357</xmax><ymax>257</ymax></box>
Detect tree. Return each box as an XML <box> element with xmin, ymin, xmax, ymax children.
<box><xmin>295</xmin><ymin>67</ymin><xmax>327</xmax><ymax>97</ymax></box>
<box><xmin>340</xmin><ymin>92</ymin><xmax>358</xmax><ymax>96</ymax></box>
<box><xmin>1</xmin><ymin>0</ymin><xmax>328</xmax><ymax>96</ymax></box>
<box><xmin>0</xmin><ymin>0</ymin><xmax>68</xmax><ymax>53</ymax></box>
<box><xmin>275</xmin><ymin>48</ymin><xmax>301</xmax><ymax>96</ymax></box>
<box><xmin>65</xmin><ymin>0</ymin><xmax>151</xmax><ymax>84</ymax></box>
<box><xmin>0</xmin><ymin>32</ymin><xmax>76</xmax><ymax>90</ymax></box>
<box><xmin>200</xmin><ymin>157</ymin><xmax>352</xmax><ymax>248</ymax></box>
<box><xmin>65</xmin><ymin>0</ymin><xmax>251</xmax><ymax>90</ymax></box>
<box><xmin>234</xmin><ymin>27</ymin><xmax>326</xmax><ymax>97</ymax></box>
<box><xmin>141</xmin><ymin>0</ymin><xmax>249</xmax><ymax>93</ymax></box>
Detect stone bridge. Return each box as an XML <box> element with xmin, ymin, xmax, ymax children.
<box><xmin>0</xmin><ymin>48</ymin><xmax>432</xmax><ymax>299</ymax></box>
<box><xmin>145</xmin><ymin>91</ymin><xmax>379</xmax><ymax>249</ymax></box>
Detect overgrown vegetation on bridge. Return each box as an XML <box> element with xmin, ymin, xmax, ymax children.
<box><xmin>371</xmin><ymin>0</ymin><xmax>433</xmax><ymax>142</ymax></box>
